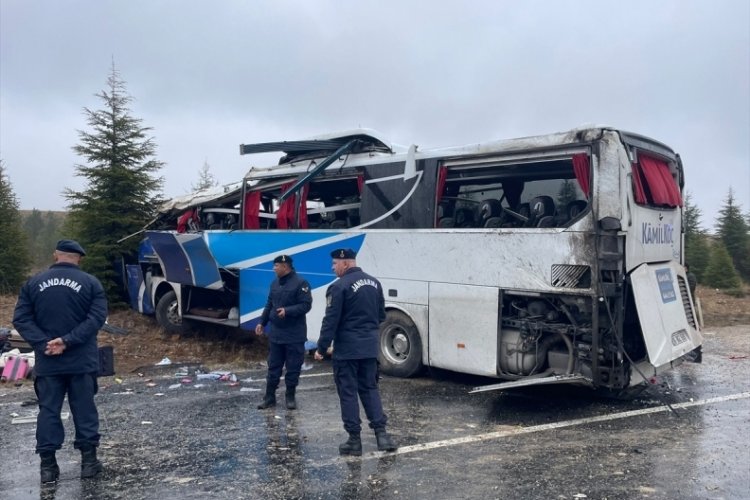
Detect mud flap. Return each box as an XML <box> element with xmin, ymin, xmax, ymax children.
<box><xmin>630</xmin><ymin>262</ymin><xmax>702</xmax><ymax>367</ymax></box>
<box><xmin>145</xmin><ymin>231</ymin><xmax>223</xmax><ymax>290</ymax></box>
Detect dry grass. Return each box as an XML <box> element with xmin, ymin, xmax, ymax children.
<box><xmin>2</xmin><ymin>283</ymin><xmax>747</xmax><ymax>375</ymax></box>
<box><xmin>0</xmin><ymin>294</ymin><xmax>268</xmax><ymax>374</ymax></box>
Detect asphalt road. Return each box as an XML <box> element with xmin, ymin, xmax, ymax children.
<box><xmin>1</xmin><ymin>325</ymin><xmax>748</xmax><ymax>500</ymax></box>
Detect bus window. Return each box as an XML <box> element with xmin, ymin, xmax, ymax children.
<box><xmin>246</xmin><ymin>175</ymin><xmax>362</xmax><ymax>229</ymax></box>
<box><xmin>631</xmin><ymin>154</ymin><xmax>682</xmax><ymax>208</ymax></box>
<box><xmin>438</xmin><ymin>157</ymin><xmax>589</xmax><ymax>228</ymax></box>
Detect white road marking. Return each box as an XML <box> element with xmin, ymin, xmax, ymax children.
<box><xmin>313</xmin><ymin>391</ymin><xmax>750</xmax><ymax>465</ymax></box>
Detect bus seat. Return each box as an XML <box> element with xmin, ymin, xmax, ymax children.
<box><xmin>516</xmin><ymin>203</ymin><xmax>531</xmax><ymax>227</ymax></box>
<box><xmin>454</xmin><ymin>207</ymin><xmax>475</xmax><ymax>227</ymax></box>
<box><xmin>528</xmin><ymin>196</ymin><xmax>555</xmax><ymax>227</ymax></box>
<box><xmin>537</xmin><ymin>215</ymin><xmax>556</xmax><ymax>227</ymax></box>
<box><xmin>205</xmin><ymin>213</ymin><xmax>220</xmax><ymax>230</ymax></box>
<box><xmin>479</xmin><ymin>199</ymin><xmax>503</xmax><ymax>223</ymax></box>
<box><xmin>567</xmin><ymin>200</ymin><xmax>588</xmax><ymax>220</ymax></box>
<box><xmin>484</xmin><ymin>217</ymin><xmax>504</xmax><ymax>228</ymax></box>
<box><xmin>438</xmin><ymin>217</ymin><xmax>455</xmax><ymax>228</ymax></box>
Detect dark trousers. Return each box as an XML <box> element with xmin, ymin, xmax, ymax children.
<box><xmin>266</xmin><ymin>342</ymin><xmax>305</xmax><ymax>391</ymax></box>
<box><xmin>333</xmin><ymin>358</ymin><xmax>387</xmax><ymax>434</ymax></box>
<box><xmin>34</xmin><ymin>373</ymin><xmax>100</xmax><ymax>453</ymax></box>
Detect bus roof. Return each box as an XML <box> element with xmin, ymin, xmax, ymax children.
<box><xmin>241</xmin><ymin>125</ymin><xmax>676</xmax><ymax>181</ymax></box>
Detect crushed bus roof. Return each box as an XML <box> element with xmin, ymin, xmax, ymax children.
<box><xmin>240</xmin><ymin>125</ymin><xmax>676</xmax><ymax>181</ymax></box>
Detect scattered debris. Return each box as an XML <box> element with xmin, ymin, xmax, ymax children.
<box><xmin>156</xmin><ymin>357</ymin><xmax>172</xmax><ymax>366</ymax></box>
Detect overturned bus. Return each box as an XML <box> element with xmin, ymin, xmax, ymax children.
<box><xmin>125</xmin><ymin>126</ymin><xmax>702</xmax><ymax>395</ymax></box>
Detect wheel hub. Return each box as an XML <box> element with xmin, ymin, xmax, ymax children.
<box><xmin>392</xmin><ymin>333</ymin><xmax>409</xmax><ymax>355</ymax></box>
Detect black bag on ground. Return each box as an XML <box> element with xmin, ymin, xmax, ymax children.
<box><xmin>97</xmin><ymin>346</ymin><xmax>115</xmax><ymax>377</ymax></box>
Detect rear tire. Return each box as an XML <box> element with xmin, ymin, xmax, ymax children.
<box><xmin>378</xmin><ymin>310</ymin><xmax>423</xmax><ymax>377</ymax></box>
<box><xmin>155</xmin><ymin>290</ymin><xmax>184</xmax><ymax>334</ymax></box>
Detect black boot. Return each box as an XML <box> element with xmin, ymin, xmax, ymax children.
<box><xmin>375</xmin><ymin>429</ymin><xmax>397</xmax><ymax>452</ymax></box>
<box><xmin>40</xmin><ymin>451</ymin><xmax>59</xmax><ymax>483</ymax></box>
<box><xmin>80</xmin><ymin>446</ymin><xmax>103</xmax><ymax>479</ymax></box>
<box><xmin>339</xmin><ymin>433</ymin><xmax>362</xmax><ymax>456</ymax></box>
<box><xmin>285</xmin><ymin>388</ymin><xmax>297</xmax><ymax>410</ymax></box>
<box><xmin>257</xmin><ymin>386</ymin><xmax>277</xmax><ymax>409</ymax></box>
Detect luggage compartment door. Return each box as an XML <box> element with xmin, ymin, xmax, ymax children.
<box><xmin>145</xmin><ymin>231</ymin><xmax>223</xmax><ymax>290</ymax></box>
<box><xmin>428</xmin><ymin>283</ymin><xmax>499</xmax><ymax>376</ymax></box>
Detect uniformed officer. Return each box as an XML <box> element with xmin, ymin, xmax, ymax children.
<box><xmin>314</xmin><ymin>248</ymin><xmax>397</xmax><ymax>455</ymax></box>
<box><xmin>12</xmin><ymin>239</ymin><xmax>108</xmax><ymax>483</ymax></box>
<box><xmin>255</xmin><ymin>254</ymin><xmax>313</xmax><ymax>410</ymax></box>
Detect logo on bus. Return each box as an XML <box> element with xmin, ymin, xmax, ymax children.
<box><xmin>655</xmin><ymin>268</ymin><xmax>677</xmax><ymax>303</ymax></box>
<box><xmin>641</xmin><ymin>222</ymin><xmax>674</xmax><ymax>245</ymax></box>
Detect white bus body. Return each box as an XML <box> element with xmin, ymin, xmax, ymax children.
<box><xmin>128</xmin><ymin>126</ymin><xmax>701</xmax><ymax>394</ymax></box>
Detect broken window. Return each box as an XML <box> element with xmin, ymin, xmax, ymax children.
<box><xmin>437</xmin><ymin>156</ymin><xmax>589</xmax><ymax>229</ymax></box>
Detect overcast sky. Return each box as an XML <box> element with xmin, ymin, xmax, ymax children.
<box><xmin>1</xmin><ymin>0</ymin><xmax>748</xmax><ymax>230</ymax></box>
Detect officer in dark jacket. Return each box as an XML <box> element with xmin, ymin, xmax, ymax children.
<box><xmin>255</xmin><ymin>255</ymin><xmax>312</xmax><ymax>410</ymax></box>
<box><xmin>12</xmin><ymin>240</ymin><xmax>107</xmax><ymax>483</ymax></box>
<box><xmin>314</xmin><ymin>248</ymin><xmax>397</xmax><ymax>455</ymax></box>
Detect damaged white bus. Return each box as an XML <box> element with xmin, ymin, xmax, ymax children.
<box><xmin>129</xmin><ymin>126</ymin><xmax>702</xmax><ymax>396</ymax></box>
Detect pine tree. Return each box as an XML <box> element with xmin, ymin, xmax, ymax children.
<box><xmin>0</xmin><ymin>161</ymin><xmax>32</xmax><ymax>293</ymax></box>
<box><xmin>683</xmin><ymin>192</ymin><xmax>710</xmax><ymax>281</ymax></box>
<box><xmin>191</xmin><ymin>159</ymin><xmax>219</xmax><ymax>192</ymax></box>
<box><xmin>23</xmin><ymin>208</ymin><xmax>46</xmax><ymax>267</ymax></box>
<box><xmin>65</xmin><ymin>63</ymin><xmax>164</xmax><ymax>305</ymax></box>
<box><xmin>703</xmin><ymin>241</ymin><xmax>742</xmax><ymax>289</ymax></box>
<box><xmin>688</xmin><ymin>235</ymin><xmax>711</xmax><ymax>283</ymax></box>
<box><xmin>556</xmin><ymin>179</ymin><xmax>578</xmax><ymax>210</ymax></box>
<box><xmin>715</xmin><ymin>188</ymin><xmax>750</xmax><ymax>282</ymax></box>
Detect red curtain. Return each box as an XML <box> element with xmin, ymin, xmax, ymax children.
<box><xmin>435</xmin><ymin>166</ymin><xmax>448</xmax><ymax>226</ymax></box>
<box><xmin>276</xmin><ymin>182</ymin><xmax>310</xmax><ymax>229</ymax></box>
<box><xmin>436</xmin><ymin>166</ymin><xmax>448</xmax><ymax>204</ymax></box>
<box><xmin>632</xmin><ymin>155</ymin><xmax>682</xmax><ymax>207</ymax></box>
<box><xmin>357</xmin><ymin>174</ymin><xmax>365</xmax><ymax>194</ymax></box>
<box><xmin>298</xmin><ymin>184</ymin><xmax>309</xmax><ymax>229</ymax></box>
<box><xmin>631</xmin><ymin>163</ymin><xmax>648</xmax><ymax>204</ymax></box>
<box><xmin>572</xmin><ymin>154</ymin><xmax>590</xmax><ymax>199</ymax></box>
<box><xmin>276</xmin><ymin>182</ymin><xmax>295</xmax><ymax>229</ymax></box>
<box><xmin>176</xmin><ymin>209</ymin><xmax>197</xmax><ymax>233</ymax></box>
<box><xmin>243</xmin><ymin>191</ymin><xmax>261</xmax><ymax>229</ymax></box>
<box><xmin>639</xmin><ymin>155</ymin><xmax>682</xmax><ymax>207</ymax></box>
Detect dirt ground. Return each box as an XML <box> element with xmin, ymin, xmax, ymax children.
<box><xmin>1</xmin><ymin>284</ymin><xmax>748</xmax><ymax>376</ymax></box>
<box><xmin>0</xmin><ymin>294</ymin><xmax>269</xmax><ymax>375</ymax></box>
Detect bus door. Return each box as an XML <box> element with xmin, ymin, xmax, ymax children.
<box><xmin>428</xmin><ymin>283</ymin><xmax>500</xmax><ymax>377</ymax></box>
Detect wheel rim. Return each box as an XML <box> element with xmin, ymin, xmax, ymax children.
<box><xmin>166</xmin><ymin>300</ymin><xmax>182</xmax><ymax>326</ymax></box>
<box><xmin>381</xmin><ymin>324</ymin><xmax>410</xmax><ymax>364</ymax></box>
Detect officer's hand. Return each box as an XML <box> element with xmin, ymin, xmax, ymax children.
<box><xmin>45</xmin><ymin>338</ymin><xmax>65</xmax><ymax>356</ymax></box>
<box><xmin>254</xmin><ymin>324</ymin><xmax>264</xmax><ymax>336</ymax></box>
<box><xmin>314</xmin><ymin>351</ymin><xmax>324</xmax><ymax>361</ymax></box>
<box><xmin>276</xmin><ymin>307</ymin><xmax>286</xmax><ymax>319</ymax></box>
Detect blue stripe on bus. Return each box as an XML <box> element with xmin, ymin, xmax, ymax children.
<box><xmin>237</xmin><ymin>234</ymin><xmax>365</xmax><ymax>329</ymax></box>
<box><xmin>205</xmin><ymin>232</ymin><xmax>350</xmax><ymax>267</ymax></box>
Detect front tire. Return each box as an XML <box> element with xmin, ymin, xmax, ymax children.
<box><xmin>378</xmin><ymin>310</ymin><xmax>423</xmax><ymax>377</ymax></box>
<box><xmin>155</xmin><ymin>290</ymin><xmax>184</xmax><ymax>334</ymax></box>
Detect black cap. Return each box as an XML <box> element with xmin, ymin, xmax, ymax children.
<box><xmin>273</xmin><ymin>254</ymin><xmax>293</xmax><ymax>265</ymax></box>
<box><xmin>331</xmin><ymin>248</ymin><xmax>356</xmax><ymax>259</ymax></box>
<box><xmin>56</xmin><ymin>239</ymin><xmax>86</xmax><ymax>256</ymax></box>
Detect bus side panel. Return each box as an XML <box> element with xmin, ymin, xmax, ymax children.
<box><xmin>428</xmin><ymin>282</ymin><xmax>500</xmax><ymax>376</ymax></box>
<box><xmin>630</xmin><ymin>261</ymin><xmax>702</xmax><ymax>366</ymax></box>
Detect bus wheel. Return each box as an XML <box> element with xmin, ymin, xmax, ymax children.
<box><xmin>379</xmin><ymin>310</ymin><xmax>423</xmax><ymax>377</ymax></box>
<box><xmin>155</xmin><ymin>290</ymin><xmax>183</xmax><ymax>334</ymax></box>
